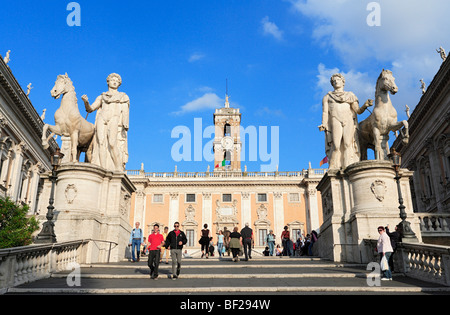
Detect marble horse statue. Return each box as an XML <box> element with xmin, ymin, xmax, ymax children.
<box><xmin>42</xmin><ymin>74</ymin><xmax>95</xmax><ymax>162</ymax></box>
<box><xmin>358</xmin><ymin>69</ymin><xmax>409</xmax><ymax>161</ymax></box>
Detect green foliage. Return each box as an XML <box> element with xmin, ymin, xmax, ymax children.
<box><xmin>0</xmin><ymin>198</ymin><xmax>39</xmax><ymax>249</ymax></box>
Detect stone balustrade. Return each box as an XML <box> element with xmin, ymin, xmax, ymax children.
<box><xmin>364</xmin><ymin>239</ymin><xmax>450</xmax><ymax>286</ymax></box>
<box><xmin>126</xmin><ymin>169</ymin><xmax>326</xmax><ymax>179</ymax></box>
<box><xmin>417</xmin><ymin>213</ymin><xmax>450</xmax><ymax>234</ymax></box>
<box><xmin>0</xmin><ymin>240</ymin><xmax>91</xmax><ymax>293</ymax></box>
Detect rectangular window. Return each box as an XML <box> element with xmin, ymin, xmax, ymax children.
<box><xmin>289</xmin><ymin>193</ymin><xmax>300</xmax><ymax>202</ymax></box>
<box><xmin>186</xmin><ymin>229</ymin><xmax>194</xmax><ymax>247</ymax></box>
<box><xmin>259</xmin><ymin>229</ymin><xmax>268</xmax><ymax>246</ymax></box>
<box><xmin>153</xmin><ymin>194</ymin><xmax>163</xmax><ymax>203</ymax></box>
<box><xmin>222</xmin><ymin>194</ymin><xmax>232</xmax><ymax>202</ymax></box>
<box><xmin>186</xmin><ymin>193</ymin><xmax>196</xmax><ymax>203</ymax></box>
<box><xmin>292</xmin><ymin>229</ymin><xmax>301</xmax><ymax>241</ymax></box>
<box><xmin>257</xmin><ymin>193</ymin><xmax>267</xmax><ymax>202</ymax></box>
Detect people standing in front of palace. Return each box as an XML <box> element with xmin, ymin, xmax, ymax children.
<box><xmin>160</xmin><ymin>226</ymin><xmax>169</xmax><ymax>264</ymax></box>
<box><xmin>164</xmin><ymin>221</ymin><xmax>187</xmax><ymax>280</ymax></box>
<box><xmin>200</xmin><ymin>224</ymin><xmax>211</xmax><ymax>258</ymax></box>
<box><xmin>229</xmin><ymin>226</ymin><xmax>242</xmax><ymax>262</ymax></box>
<box><xmin>223</xmin><ymin>227</ymin><xmax>231</xmax><ymax>256</ymax></box>
<box><xmin>266</xmin><ymin>230</ymin><xmax>276</xmax><ymax>256</ymax></box>
<box><xmin>281</xmin><ymin>226</ymin><xmax>292</xmax><ymax>256</ymax></box>
<box><xmin>308</xmin><ymin>230</ymin><xmax>318</xmax><ymax>256</ymax></box>
<box><xmin>217</xmin><ymin>230</ymin><xmax>225</xmax><ymax>257</ymax></box>
<box><xmin>377</xmin><ymin>226</ymin><xmax>394</xmax><ymax>281</ymax></box>
<box><xmin>240</xmin><ymin>223</ymin><xmax>253</xmax><ymax>261</ymax></box>
<box><xmin>147</xmin><ymin>224</ymin><xmax>164</xmax><ymax>280</ymax></box>
<box><xmin>128</xmin><ymin>222</ymin><xmax>143</xmax><ymax>262</ymax></box>
<box><xmin>385</xmin><ymin>224</ymin><xmax>401</xmax><ymax>273</ymax></box>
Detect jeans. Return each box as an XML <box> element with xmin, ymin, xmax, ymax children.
<box><xmin>170</xmin><ymin>249</ymin><xmax>182</xmax><ymax>276</ymax></box>
<box><xmin>148</xmin><ymin>250</ymin><xmax>161</xmax><ymax>278</ymax></box>
<box><xmin>217</xmin><ymin>242</ymin><xmax>224</xmax><ymax>256</ymax></box>
<box><xmin>282</xmin><ymin>239</ymin><xmax>292</xmax><ymax>256</ymax></box>
<box><xmin>268</xmin><ymin>241</ymin><xmax>275</xmax><ymax>256</ymax></box>
<box><xmin>131</xmin><ymin>239</ymin><xmax>141</xmax><ymax>261</ymax></box>
<box><xmin>243</xmin><ymin>239</ymin><xmax>252</xmax><ymax>260</ymax></box>
<box><xmin>381</xmin><ymin>252</ymin><xmax>393</xmax><ymax>279</ymax></box>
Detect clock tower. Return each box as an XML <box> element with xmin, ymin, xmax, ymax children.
<box><xmin>213</xmin><ymin>94</ymin><xmax>242</xmax><ymax>171</ymax></box>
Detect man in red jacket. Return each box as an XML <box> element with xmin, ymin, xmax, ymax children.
<box><xmin>147</xmin><ymin>224</ymin><xmax>164</xmax><ymax>280</ymax></box>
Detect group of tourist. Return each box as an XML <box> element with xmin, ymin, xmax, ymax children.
<box><xmin>200</xmin><ymin>223</ymin><xmax>254</xmax><ymax>262</ymax></box>
<box><xmin>262</xmin><ymin>226</ymin><xmax>318</xmax><ymax>257</ymax></box>
<box><xmin>128</xmin><ymin>221</ymin><xmax>399</xmax><ymax>282</ymax></box>
<box><xmin>128</xmin><ymin>221</ymin><xmax>187</xmax><ymax>280</ymax></box>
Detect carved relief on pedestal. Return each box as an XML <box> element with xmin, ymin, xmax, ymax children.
<box><xmin>370</xmin><ymin>180</ymin><xmax>387</xmax><ymax>202</ymax></box>
<box><xmin>120</xmin><ymin>188</ymin><xmax>131</xmax><ymax>217</ymax></box>
<box><xmin>65</xmin><ymin>184</ymin><xmax>77</xmax><ymax>204</ymax></box>
<box><xmin>322</xmin><ymin>192</ymin><xmax>333</xmax><ymax>217</ymax></box>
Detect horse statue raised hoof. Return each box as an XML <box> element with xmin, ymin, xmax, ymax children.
<box><xmin>42</xmin><ymin>73</ymin><xmax>95</xmax><ymax>162</ymax></box>
<box><xmin>358</xmin><ymin>69</ymin><xmax>409</xmax><ymax>161</ymax></box>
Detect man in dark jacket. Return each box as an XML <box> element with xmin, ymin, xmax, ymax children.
<box><xmin>240</xmin><ymin>223</ymin><xmax>253</xmax><ymax>261</ymax></box>
<box><xmin>385</xmin><ymin>224</ymin><xmax>401</xmax><ymax>272</ymax></box>
<box><xmin>165</xmin><ymin>221</ymin><xmax>188</xmax><ymax>279</ymax></box>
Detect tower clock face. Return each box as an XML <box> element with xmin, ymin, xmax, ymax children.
<box><xmin>221</xmin><ymin>136</ymin><xmax>234</xmax><ymax>150</ymax></box>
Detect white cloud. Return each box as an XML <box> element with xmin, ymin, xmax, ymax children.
<box><xmin>261</xmin><ymin>16</ymin><xmax>284</xmax><ymax>40</ymax></box>
<box><xmin>188</xmin><ymin>53</ymin><xmax>205</xmax><ymax>63</ymax></box>
<box><xmin>255</xmin><ymin>106</ymin><xmax>285</xmax><ymax>118</ymax></box>
<box><xmin>172</xmin><ymin>93</ymin><xmax>223</xmax><ymax>115</ymax></box>
<box><xmin>289</xmin><ymin>0</ymin><xmax>450</xmax><ymax>113</ymax></box>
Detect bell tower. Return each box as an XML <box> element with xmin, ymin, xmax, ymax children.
<box><xmin>213</xmin><ymin>94</ymin><xmax>242</xmax><ymax>171</ymax></box>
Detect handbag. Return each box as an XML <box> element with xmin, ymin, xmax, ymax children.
<box><xmin>380</xmin><ymin>255</ymin><xmax>389</xmax><ymax>271</ymax></box>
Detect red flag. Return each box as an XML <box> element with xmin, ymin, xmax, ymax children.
<box><xmin>319</xmin><ymin>156</ymin><xmax>328</xmax><ymax>167</ymax></box>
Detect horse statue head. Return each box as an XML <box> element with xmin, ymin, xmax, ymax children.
<box><xmin>50</xmin><ymin>73</ymin><xmax>74</xmax><ymax>99</ymax></box>
<box><xmin>377</xmin><ymin>69</ymin><xmax>398</xmax><ymax>95</ymax></box>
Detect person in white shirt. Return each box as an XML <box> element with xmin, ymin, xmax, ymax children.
<box><xmin>377</xmin><ymin>226</ymin><xmax>394</xmax><ymax>280</ymax></box>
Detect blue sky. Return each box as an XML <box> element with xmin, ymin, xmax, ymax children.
<box><xmin>1</xmin><ymin>1</ymin><xmax>449</xmax><ymax>172</ymax></box>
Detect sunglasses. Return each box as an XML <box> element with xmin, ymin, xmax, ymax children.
<box><xmin>174</xmin><ymin>225</ymin><xmax>179</xmax><ymax>227</ymax></box>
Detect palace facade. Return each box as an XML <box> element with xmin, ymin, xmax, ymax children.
<box><xmin>392</xmin><ymin>55</ymin><xmax>450</xmax><ymax>214</ymax></box>
<box><xmin>127</xmin><ymin>96</ymin><xmax>325</xmax><ymax>249</ymax></box>
<box><xmin>0</xmin><ymin>53</ymin><xmax>57</xmax><ymax>212</ymax></box>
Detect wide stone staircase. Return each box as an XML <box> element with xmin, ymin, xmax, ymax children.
<box><xmin>5</xmin><ymin>255</ymin><xmax>450</xmax><ymax>295</ymax></box>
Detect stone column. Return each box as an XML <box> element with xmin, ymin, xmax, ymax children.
<box><xmin>133</xmin><ymin>189</ymin><xmax>146</xmax><ymax>226</ymax></box>
<box><xmin>168</xmin><ymin>192</ymin><xmax>179</xmax><ymax>227</ymax></box>
<box><xmin>202</xmin><ymin>192</ymin><xmax>212</xmax><ymax>232</ymax></box>
<box><xmin>306</xmin><ymin>185</ymin><xmax>321</xmax><ymax>232</ymax></box>
<box><xmin>241</xmin><ymin>192</ymin><xmax>251</xmax><ymax>227</ymax></box>
<box><xmin>273</xmin><ymin>192</ymin><xmax>284</xmax><ymax>243</ymax></box>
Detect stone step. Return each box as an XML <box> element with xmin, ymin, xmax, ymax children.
<box><xmin>6</xmin><ymin>258</ymin><xmax>450</xmax><ymax>295</ymax></box>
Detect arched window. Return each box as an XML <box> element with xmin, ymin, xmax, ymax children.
<box><xmin>224</xmin><ymin>123</ymin><xmax>231</xmax><ymax>137</ymax></box>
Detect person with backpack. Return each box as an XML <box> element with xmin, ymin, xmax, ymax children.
<box><xmin>128</xmin><ymin>222</ymin><xmax>143</xmax><ymax>262</ymax></box>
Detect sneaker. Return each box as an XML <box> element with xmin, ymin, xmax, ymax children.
<box><xmin>381</xmin><ymin>277</ymin><xmax>390</xmax><ymax>281</ymax></box>
<box><xmin>172</xmin><ymin>275</ymin><xmax>178</xmax><ymax>280</ymax></box>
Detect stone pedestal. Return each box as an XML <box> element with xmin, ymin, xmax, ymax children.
<box><xmin>38</xmin><ymin>163</ymin><xmax>135</xmax><ymax>263</ymax></box>
<box><xmin>317</xmin><ymin>160</ymin><xmax>421</xmax><ymax>263</ymax></box>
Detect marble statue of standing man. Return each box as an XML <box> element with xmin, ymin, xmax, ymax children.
<box><xmin>318</xmin><ymin>74</ymin><xmax>372</xmax><ymax>169</ymax></box>
<box><xmin>82</xmin><ymin>73</ymin><xmax>130</xmax><ymax>171</ymax></box>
